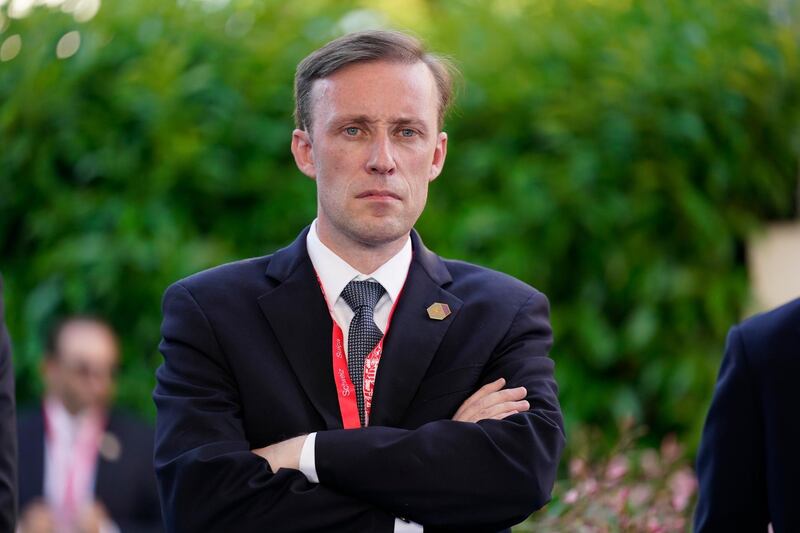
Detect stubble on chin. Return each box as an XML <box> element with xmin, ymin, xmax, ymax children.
<box><xmin>340</xmin><ymin>215</ymin><xmax>410</xmax><ymax>249</ymax></box>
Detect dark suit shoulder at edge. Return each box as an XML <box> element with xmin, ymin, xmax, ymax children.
<box><xmin>736</xmin><ymin>297</ymin><xmax>800</xmax><ymax>343</ymax></box>
<box><xmin>738</xmin><ymin>297</ymin><xmax>800</xmax><ymax>333</ymax></box>
<box><xmin>732</xmin><ymin>297</ymin><xmax>800</xmax><ymax>369</ymax></box>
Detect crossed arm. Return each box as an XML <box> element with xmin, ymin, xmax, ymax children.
<box><xmin>254</xmin><ymin>378</ymin><xmax>530</xmax><ymax>470</ymax></box>
<box><xmin>154</xmin><ymin>282</ymin><xmax>564</xmax><ymax>532</ymax></box>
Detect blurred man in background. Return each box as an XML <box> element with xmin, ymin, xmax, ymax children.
<box><xmin>17</xmin><ymin>316</ymin><xmax>162</xmax><ymax>533</ymax></box>
<box><xmin>695</xmin><ymin>297</ymin><xmax>800</xmax><ymax>532</ymax></box>
<box><xmin>0</xmin><ymin>275</ymin><xmax>17</xmax><ymax>532</ymax></box>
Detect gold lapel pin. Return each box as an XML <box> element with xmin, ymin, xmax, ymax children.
<box><xmin>427</xmin><ymin>302</ymin><xmax>451</xmax><ymax>321</ymax></box>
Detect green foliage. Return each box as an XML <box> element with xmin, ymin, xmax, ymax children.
<box><xmin>1</xmin><ymin>0</ymin><xmax>798</xmax><ymax>449</ymax></box>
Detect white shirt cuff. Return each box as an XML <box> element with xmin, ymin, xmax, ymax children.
<box><xmin>395</xmin><ymin>518</ymin><xmax>423</xmax><ymax>532</ymax></box>
<box><xmin>298</xmin><ymin>432</ymin><xmax>319</xmax><ymax>483</ymax></box>
<box><xmin>298</xmin><ymin>432</ymin><xmax>420</xmax><ymax>531</ymax></box>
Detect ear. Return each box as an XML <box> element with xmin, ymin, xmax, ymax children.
<box><xmin>291</xmin><ymin>129</ymin><xmax>317</xmax><ymax>179</ymax></box>
<box><xmin>429</xmin><ymin>131</ymin><xmax>448</xmax><ymax>182</ymax></box>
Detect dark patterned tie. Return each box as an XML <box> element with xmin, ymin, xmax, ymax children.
<box><xmin>340</xmin><ymin>280</ymin><xmax>386</xmax><ymax>427</ymax></box>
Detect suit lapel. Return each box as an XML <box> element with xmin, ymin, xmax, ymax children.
<box><xmin>257</xmin><ymin>229</ymin><xmax>342</xmax><ymax>429</ymax></box>
<box><xmin>257</xmin><ymin>228</ymin><xmax>463</xmax><ymax>429</ymax></box>
<box><xmin>369</xmin><ymin>232</ymin><xmax>463</xmax><ymax>427</ymax></box>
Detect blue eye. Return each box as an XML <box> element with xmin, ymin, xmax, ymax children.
<box><xmin>400</xmin><ymin>128</ymin><xmax>415</xmax><ymax>137</ymax></box>
<box><xmin>345</xmin><ymin>127</ymin><xmax>359</xmax><ymax>136</ymax></box>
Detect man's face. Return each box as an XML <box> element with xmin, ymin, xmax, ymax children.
<box><xmin>44</xmin><ymin>321</ymin><xmax>119</xmax><ymax>414</ymax></box>
<box><xmin>292</xmin><ymin>60</ymin><xmax>447</xmax><ymax>250</ymax></box>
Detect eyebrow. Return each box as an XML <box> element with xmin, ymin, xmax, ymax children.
<box><xmin>330</xmin><ymin>115</ymin><xmax>428</xmax><ymax>129</ymax></box>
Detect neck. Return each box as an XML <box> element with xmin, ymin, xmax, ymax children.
<box><xmin>316</xmin><ymin>222</ymin><xmax>408</xmax><ymax>274</ymax></box>
<box><xmin>47</xmin><ymin>394</ymin><xmax>88</xmax><ymax>418</ymax></box>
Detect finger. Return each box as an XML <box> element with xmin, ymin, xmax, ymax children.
<box><xmin>453</xmin><ymin>378</ymin><xmax>506</xmax><ymax>419</ymax></box>
<box><xmin>475</xmin><ymin>398</ymin><xmax>532</xmax><ymax>423</ymax></box>
<box><xmin>458</xmin><ymin>396</ymin><xmax>531</xmax><ymax>423</ymax></box>
<box><xmin>472</xmin><ymin>377</ymin><xmax>506</xmax><ymax>399</ymax></box>
<box><xmin>460</xmin><ymin>383</ymin><xmax>525</xmax><ymax>417</ymax></box>
<box><xmin>481</xmin><ymin>399</ymin><xmax>530</xmax><ymax>420</ymax></box>
<box><xmin>470</xmin><ymin>381</ymin><xmax>518</xmax><ymax>411</ymax></box>
<box><xmin>478</xmin><ymin>386</ymin><xmax>527</xmax><ymax>409</ymax></box>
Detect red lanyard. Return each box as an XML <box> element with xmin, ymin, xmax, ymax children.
<box><xmin>315</xmin><ymin>272</ymin><xmax>405</xmax><ymax>428</ymax></box>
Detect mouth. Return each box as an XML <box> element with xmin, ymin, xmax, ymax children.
<box><xmin>356</xmin><ymin>190</ymin><xmax>402</xmax><ymax>201</ymax></box>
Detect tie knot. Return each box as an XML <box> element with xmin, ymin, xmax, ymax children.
<box><xmin>341</xmin><ymin>280</ymin><xmax>385</xmax><ymax>312</ymax></box>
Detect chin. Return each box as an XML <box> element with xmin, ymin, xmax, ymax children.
<box><xmin>349</xmin><ymin>218</ymin><xmax>411</xmax><ymax>247</ymax></box>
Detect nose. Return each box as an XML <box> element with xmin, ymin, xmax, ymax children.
<box><xmin>366</xmin><ymin>133</ymin><xmax>396</xmax><ymax>176</ymax></box>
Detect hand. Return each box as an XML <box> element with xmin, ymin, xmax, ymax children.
<box><xmin>252</xmin><ymin>435</ymin><xmax>307</xmax><ymax>472</ymax></box>
<box><xmin>77</xmin><ymin>501</ymin><xmax>111</xmax><ymax>533</ymax></box>
<box><xmin>18</xmin><ymin>499</ymin><xmax>55</xmax><ymax>533</ymax></box>
<box><xmin>452</xmin><ymin>377</ymin><xmax>529</xmax><ymax>423</ymax></box>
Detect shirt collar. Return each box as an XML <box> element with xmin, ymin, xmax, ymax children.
<box><xmin>44</xmin><ymin>396</ymin><xmax>95</xmax><ymax>438</ymax></box>
<box><xmin>306</xmin><ymin>219</ymin><xmax>411</xmax><ymax>311</ymax></box>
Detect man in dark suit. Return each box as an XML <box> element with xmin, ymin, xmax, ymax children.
<box><xmin>694</xmin><ymin>297</ymin><xmax>800</xmax><ymax>532</ymax></box>
<box><xmin>154</xmin><ymin>30</ymin><xmax>564</xmax><ymax>532</ymax></box>
<box><xmin>17</xmin><ymin>316</ymin><xmax>162</xmax><ymax>532</ymax></box>
<box><xmin>0</xmin><ymin>275</ymin><xmax>17</xmax><ymax>532</ymax></box>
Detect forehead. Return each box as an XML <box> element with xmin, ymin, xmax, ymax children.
<box><xmin>56</xmin><ymin>321</ymin><xmax>118</xmax><ymax>363</ymax></box>
<box><xmin>310</xmin><ymin>60</ymin><xmax>439</xmax><ymax>126</ymax></box>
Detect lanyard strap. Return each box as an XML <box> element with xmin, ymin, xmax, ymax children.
<box><xmin>314</xmin><ymin>271</ymin><xmax>405</xmax><ymax>428</ymax></box>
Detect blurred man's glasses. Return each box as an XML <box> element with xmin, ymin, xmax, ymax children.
<box><xmin>58</xmin><ymin>359</ymin><xmax>118</xmax><ymax>381</ymax></box>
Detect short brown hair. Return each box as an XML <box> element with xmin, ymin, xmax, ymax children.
<box><xmin>294</xmin><ymin>30</ymin><xmax>456</xmax><ymax>133</ymax></box>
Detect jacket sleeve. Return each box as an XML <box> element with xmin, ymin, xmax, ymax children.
<box><xmin>0</xmin><ymin>276</ymin><xmax>17</xmax><ymax>533</ymax></box>
<box><xmin>153</xmin><ymin>282</ymin><xmax>395</xmax><ymax>533</ymax></box>
<box><xmin>314</xmin><ymin>291</ymin><xmax>565</xmax><ymax>531</ymax></box>
<box><xmin>694</xmin><ymin>326</ymin><xmax>769</xmax><ymax>531</ymax></box>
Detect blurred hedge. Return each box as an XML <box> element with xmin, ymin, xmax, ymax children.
<box><xmin>1</xmin><ymin>0</ymin><xmax>798</xmax><ymax>449</ymax></box>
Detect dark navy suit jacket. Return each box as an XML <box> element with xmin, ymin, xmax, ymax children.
<box><xmin>695</xmin><ymin>297</ymin><xmax>800</xmax><ymax>532</ymax></box>
<box><xmin>17</xmin><ymin>408</ymin><xmax>163</xmax><ymax>532</ymax></box>
<box><xmin>0</xmin><ymin>275</ymin><xmax>16</xmax><ymax>532</ymax></box>
<box><xmin>154</xmin><ymin>228</ymin><xmax>565</xmax><ymax>532</ymax></box>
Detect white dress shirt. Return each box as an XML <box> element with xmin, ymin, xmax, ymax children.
<box><xmin>44</xmin><ymin>397</ymin><xmax>99</xmax><ymax>525</ymax></box>
<box><xmin>299</xmin><ymin>220</ymin><xmax>422</xmax><ymax>532</ymax></box>
<box><xmin>41</xmin><ymin>397</ymin><xmax>119</xmax><ymax>533</ymax></box>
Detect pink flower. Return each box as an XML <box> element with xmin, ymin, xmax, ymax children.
<box><xmin>563</xmin><ymin>488</ymin><xmax>579</xmax><ymax>504</ymax></box>
<box><xmin>605</xmin><ymin>455</ymin><xmax>629</xmax><ymax>481</ymax></box>
<box><xmin>669</xmin><ymin>468</ymin><xmax>698</xmax><ymax>512</ymax></box>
